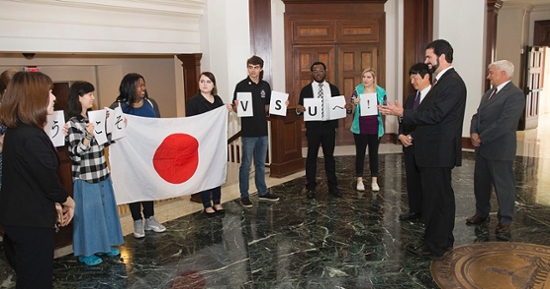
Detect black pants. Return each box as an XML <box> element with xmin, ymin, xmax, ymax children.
<box><xmin>130</xmin><ymin>201</ymin><xmax>154</xmax><ymax>221</ymax></box>
<box><xmin>353</xmin><ymin>133</ymin><xmax>380</xmax><ymax>178</ymax></box>
<box><xmin>421</xmin><ymin>167</ymin><xmax>455</xmax><ymax>256</ymax></box>
<box><xmin>404</xmin><ymin>146</ymin><xmax>422</xmax><ymax>213</ymax></box>
<box><xmin>305</xmin><ymin>126</ymin><xmax>337</xmax><ymax>190</ymax></box>
<box><xmin>3</xmin><ymin>225</ymin><xmax>55</xmax><ymax>289</ymax></box>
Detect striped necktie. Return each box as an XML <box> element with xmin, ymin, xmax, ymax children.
<box><xmin>318</xmin><ymin>82</ymin><xmax>324</xmax><ymax>118</ymax></box>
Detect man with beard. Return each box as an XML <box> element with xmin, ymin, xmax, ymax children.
<box><xmin>379</xmin><ymin>39</ymin><xmax>467</xmax><ymax>260</ymax></box>
<box><xmin>296</xmin><ymin>62</ymin><xmax>342</xmax><ymax>199</ymax></box>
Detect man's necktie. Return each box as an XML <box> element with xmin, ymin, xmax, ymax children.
<box><xmin>433</xmin><ymin>78</ymin><xmax>438</xmax><ymax>86</ymax></box>
<box><xmin>413</xmin><ymin>91</ymin><xmax>421</xmax><ymax>110</ymax></box>
<box><xmin>488</xmin><ymin>88</ymin><xmax>497</xmax><ymax>100</ymax></box>
<box><xmin>318</xmin><ymin>82</ymin><xmax>324</xmax><ymax>118</ymax></box>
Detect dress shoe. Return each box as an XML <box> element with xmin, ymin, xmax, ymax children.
<box><xmin>329</xmin><ymin>187</ymin><xmax>342</xmax><ymax>197</ymax></box>
<box><xmin>495</xmin><ymin>223</ymin><xmax>510</xmax><ymax>233</ymax></box>
<box><xmin>399</xmin><ymin>212</ymin><xmax>422</xmax><ymax>222</ymax></box>
<box><xmin>406</xmin><ymin>244</ymin><xmax>443</xmax><ymax>261</ymax></box>
<box><xmin>466</xmin><ymin>214</ymin><xmax>489</xmax><ymax>225</ymax></box>
<box><xmin>306</xmin><ymin>189</ymin><xmax>316</xmax><ymax>199</ymax></box>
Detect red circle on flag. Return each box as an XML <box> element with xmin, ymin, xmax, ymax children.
<box><xmin>153</xmin><ymin>134</ymin><xmax>199</xmax><ymax>184</ymax></box>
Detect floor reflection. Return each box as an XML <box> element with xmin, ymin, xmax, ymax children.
<box><xmin>2</xmin><ymin>149</ymin><xmax>550</xmax><ymax>288</ymax></box>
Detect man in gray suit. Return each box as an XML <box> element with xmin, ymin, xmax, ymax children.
<box><xmin>466</xmin><ymin>60</ymin><xmax>525</xmax><ymax>233</ymax></box>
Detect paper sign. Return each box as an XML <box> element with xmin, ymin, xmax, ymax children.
<box><xmin>88</xmin><ymin>110</ymin><xmax>108</xmax><ymax>145</ymax></box>
<box><xmin>269</xmin><ymin>91</ymin><xmax>288</xmax><ymax>116</ymax></box>
<box><xmin>329</xmin><ymin>95</ymin><xmax>346</xmax><ymax>120</ymax></box>
<box><xmin>237</xmin><ymin>92</ymin><xmax>253</xmax><ymax>117</ymax></box>
<box><xmin>45</xmin><ymin>110</ymin><xmax>65</xmax><ymax>147</ymax></box>
<box><xmin>303</xmin><ymin>98</ymin><xmax>322</xmax><ymax>121</ymax></box>
<box><xmin>111</xmin><ymin>106</ymin><xmax>126</xmax><ymax>140</ymax></box>
<box><xmin>360</xmin><ymin>93</ymin><xmax>378</xmax><ymax>116</ymax></box>
<box><xmin>105</xmin><ymin>107</ymin><xmax>115</xmax><ymax>133</ymax></box>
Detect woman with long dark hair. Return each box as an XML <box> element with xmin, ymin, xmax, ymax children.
<box><xmin>65</xmin><ymin>81</ymin><xmax>124</xmax><ymax>266</ymax></box>
<box><xmin>186</xmin><ymin>72</ymin><xmax>232</xmax><ymax>216</ymax></box>
<box><xmin>0</xmin><ymin>71</ymin><xmax>75</xmax><ymax>288</ymax></box>
<box><xmin>110</xmin><ymin>73</ymin><xmax>165</xmax><ymax>238</ymax></box>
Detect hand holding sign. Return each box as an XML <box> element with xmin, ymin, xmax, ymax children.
<box><xmin>269</xmin><ymin>91</ymin><xmax>289</xmax><ymax>116</ymax></box>
<box><xmin>237</xmin><ymin>92</ymin><xmax>253</xmax><ymax>117</ymax></box>
<box><xmin>328</xmin><ymin>95</ymin><xmax>346</xmax><ymax>120</ymax></box>
<box><xmin>360</xmin><ymin>93</ymin><xmax>378</xmax><ymax>116</ymax></box>
<box><xmin>111</xmin><ymin>106</ymin><xmax>126</xmax><ymax>140</ymax></box>
<box><xmin>88</xmin><ymin>110</ymin><xmax>108</xmax><ymax>145</ymax></box>
<box><xmin>45</xmin><ymin>110</ymin><xmax>65</xmax><ymax>147</ymax></box>
<box><xmin>303</xmin><ymin>98</ymin><xmax>322</xmax><ymax>121</ymax></box>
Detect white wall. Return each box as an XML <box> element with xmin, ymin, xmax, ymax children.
<box><xmin>384</xmin><ymin>0</ymin><xmax>403</xmax><ymax>135</ymax></box>
<box><xmin>434</xmin><ymin>0</ymin><xmax>486</xmax><ymax>137</ymax></box>
<box><xmin>0</xmin><ymin>0</ymin><xmax>205</xmax><ymax>54</ymax></box>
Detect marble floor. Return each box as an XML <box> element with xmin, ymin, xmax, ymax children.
<box><xmin>1</xmin><ymin>115</ymin><xmax>549</xmax><ymax>288</ymax></box>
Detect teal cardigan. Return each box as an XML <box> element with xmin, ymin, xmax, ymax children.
<box><xmin>350</xmin><ymin>84</ymin><xmax>386</xmax><ymax>138</ymax></box>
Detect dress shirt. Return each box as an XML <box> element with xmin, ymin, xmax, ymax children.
<box><xmin>313</xmin><ymin>81</ymin><xmax>331</xmax><ymax>121</ymax></box>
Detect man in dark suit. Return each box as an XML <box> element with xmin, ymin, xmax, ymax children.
<box><xmin>296</xmin><ymin>62</ymin><xmax>342</xmax><ymax>199</ymax></box>
<box><xmin>398</xmin><ymin>63</ymin><xmax>431</xmax><ymax>222</ymax></box>
<box><xmin>466</xmin><ymin>60</ymin><xmax>525</xmax><ymax>233</ymax></box>
<box><xmin>380</xmin><ymin>39</ymin><xmax>467</xmax><ymax>260</ymax></box>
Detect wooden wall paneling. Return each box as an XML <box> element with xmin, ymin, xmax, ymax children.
<box><xmin>249</xmin><ymin>0</ymin><xmax>273</xmax><ymax>84</ymax></box>
<box><xmin>292</xmin><ymin>20</ymin><xmax>336</xmax><ymax>43</ymax></box>
<box><xmin>177</xmin><ymin>53</ymin><xmax>203</xmax><ymax>108</ymax></box>
<box><xmin>269</xmin><ymin>111</ymin><xmax>304</xmax><ymax>177</ymax></box>
<box><xmin>534</xmin><ymin>20</ymin><xmax>550</xmax><ymax>47</ymax></box>
<box><xmin>403</xmin><ymin>0</ymin><xmax>432</xmax><ymax>103</ymax></box>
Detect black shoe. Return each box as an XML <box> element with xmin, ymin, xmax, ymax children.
<box><xmin>258</xmin><ymin>193</ymin><xmax>279</xmax><ymax>202</ymax></box>
<box><xmin>240</xmin><ymin>197</ymin><xmax>253</xmax><ymax>208</ymax></box>
<box><xmin>329</xmin><ymin>187</ymin><xmax>342</xmax><ymax>197</ymax></box>
<box><xmin>399</xmin><ymin>212</ymin><xmax>422</xmax><ymax>222</ymax></box>
<box><xmin>204</xmin><ymin>208</ymin><xmax>217</xmax><ymax>217</ymax></box>
<box><xmin>306</xmin><ymin>189</ymin><xmax>316</xmax><ymax>199</ymax></box>
<box><xmin>406</xmin><ymin>244</ymin><xmax>443</xmax><ymax>261</ymax></box>
<box><xmin>213</xmin><ymin>206</ymin><xmax>225</xmax><ymax>214</ymax></box>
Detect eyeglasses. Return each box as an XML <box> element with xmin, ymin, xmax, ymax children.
<box><xmin>313</xmin><ymin>70</ymin><xmax>325</xmax><ymax>74</ymax></box>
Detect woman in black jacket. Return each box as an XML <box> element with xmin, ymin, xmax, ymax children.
<box><xmin>0</xmin><ymin>71</ymin><xmax>75</xmax><ymax>289</ymax></box>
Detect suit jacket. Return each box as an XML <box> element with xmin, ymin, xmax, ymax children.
<box><xmin>402</xmin><ymin>68</ymin><xmax>467</xmax><ymax>168</ymax></box>
<box><xmin>470</xmin><ymin>82</ymin><xmax>525</xmax><ymax>160</ymax></box>
<box><xmin>399</xmin><ymin>92</ymin><xmax>417</xmax><ymax>153</ymax></box>
<box><xmin>298</xmin><ymin>81</ymin><xmax>340</xmax><ymax>129</ymax></box>
<box><xmin>0</xmin><ymin>123</ymin><xmax>69</xmax><ymax>228</ymax></box>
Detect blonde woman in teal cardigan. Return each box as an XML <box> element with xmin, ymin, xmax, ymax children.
<box><xmin>349</xmin><ymin>68</ymin><xmax>386</xmax><ymax>192</ymax></box>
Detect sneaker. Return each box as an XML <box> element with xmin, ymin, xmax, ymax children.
<box><xmin>241</xmin><ymin>197</ymin><xmax>253</xmax><ymax>208</ymax></box>
<box><xmin>372</xmin><ymin>182</ymin><xmax>380</xmax><ymax>192</ymax></box>
<box><xmin>145</xmin><ymin>216</ymin><xmax>166</xmax><ymax>233</ymax></box>
<box><xmin>356</xmin><ymin>181</ymin><xmax>365</xmax><ymax>191</ymax></box>
<box><xmin>133</xmin><ymin>220</ymin><xmax>145</xmax><ymax>239</ymax></box>
<box><xmin>258</xmin><ymin>193</ymin><xmax>279</xmax><ymax>202</ymax></box>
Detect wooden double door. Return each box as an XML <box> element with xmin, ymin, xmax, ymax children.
<box><xmin>284</xmin><ymin>1</ymin><xmax>386</xmax><ymax>146</ymax></box>
<box><xmin>291</xmin><ymin>44</ymin><xmax>381</xmax><ymax>145</ymax></box>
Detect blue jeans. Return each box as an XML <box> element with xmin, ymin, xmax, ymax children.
<box><xmin>239</xmin><ymin>136</ymin><xmax>268</xmax><ymax>198</ymax></box>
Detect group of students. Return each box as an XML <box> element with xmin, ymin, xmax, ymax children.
<box><xmin>0</xmin><ymin>70</ymin><xmax>173</xmax><ymax>288</ymax></box>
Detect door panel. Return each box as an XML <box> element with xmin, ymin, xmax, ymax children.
<box><xmin>337</xmin><ymin>44</ymin><xmax>379</xmax><ymax>145</ymax></box>
<box><xmin>519</xmin><ymin>46</ymin><xmax>543</xmax><ymax>130</ymax></box>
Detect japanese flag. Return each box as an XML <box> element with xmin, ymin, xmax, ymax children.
<box><xmin>109</xmin><ymin>106</ymin><xmax>228</xmax><ymax>205</ymax></box>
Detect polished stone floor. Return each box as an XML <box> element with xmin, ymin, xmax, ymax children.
<box><xmin>1</xmin><ymin>147</ymin><xmax>550</xmax><ymax>288</ymax></box>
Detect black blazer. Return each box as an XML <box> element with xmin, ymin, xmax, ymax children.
<box><xmin>402</xmin><ymin>68</ymin><xmax>467</xmax><ymax>168</ymax></box>
<box><xmin>0</xmin><ymin>123</ymin><xmax>69</xmax><ymax>228</ymax></box>
<box><xmin>298</xmin><ymin>82</ymin><xmax>341</xmax><ymax>129</ymax></box>
<box><xmin>399</xmin><ymin>91</ymin><xmax>417</xmax><ymax>153</ymax></box>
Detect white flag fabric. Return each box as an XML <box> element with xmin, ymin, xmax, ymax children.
<box><xmin>109</xmin><ymin>106</ymin><xmax>228</xmax><ymax>205</ymax></box>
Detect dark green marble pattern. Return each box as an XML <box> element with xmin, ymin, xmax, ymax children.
<box><xmin>1</xmin><ymin>152</ymin><xmax>549</xmax><ymax>288</ymax></box>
